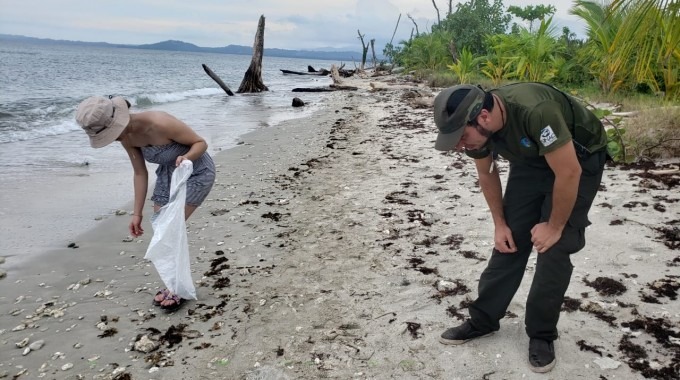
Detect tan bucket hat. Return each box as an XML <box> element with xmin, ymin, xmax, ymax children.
<box><xmin>75</xmin><ymin>96</ymin><xmax>130</xmax><ymax>148</ymax></box>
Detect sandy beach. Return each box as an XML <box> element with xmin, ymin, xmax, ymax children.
<box><xmin>0</xmin><ymin>74</ymin><xmax>678</xmax><ymax>380</ymax></box>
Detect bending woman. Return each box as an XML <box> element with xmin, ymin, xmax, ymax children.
<box><xmin>75</xmin><ymin>95</ymin><xmax>215</xmax><ymax>311</ymax></box>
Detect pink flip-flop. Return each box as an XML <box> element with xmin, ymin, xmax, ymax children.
<box><xmin>152</xmin><ymin>289</ymin><xmax>170</xmax><ymax>306</ymax></box>
<box><xmin>160</xmin><ymin>293</ymin><xmax>185</xmax><ymax>313</ymax></box>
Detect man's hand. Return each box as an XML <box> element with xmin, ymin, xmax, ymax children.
<box><xmin>494</xmin><ymin>224</ymin><xmax>517</xmax><ymax>253</ymax></box>
<box><xmin>530</xmin><ymin>222</ymin><xmax>562</xmax><ymax>253</ymax></box>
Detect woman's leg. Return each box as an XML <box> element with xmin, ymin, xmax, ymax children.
<box><xmin>184</xmin><ymin>205</ymin><xmax>198</xmax><ymax>220</ymax></box>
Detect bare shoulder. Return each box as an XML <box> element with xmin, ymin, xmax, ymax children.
<box><xmin>139</xmin><ymin>111</ymin><xmax>182</xmax><ymax>125</ymax></box>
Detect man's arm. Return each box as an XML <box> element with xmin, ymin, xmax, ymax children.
<box><xmin>531</xmin><ymin>142</ymin><xmax>582</xmax><ymax>252</ymax></box>
<box><xmin>474</xmin><ymin>156</ymin><xmax>517</xmax><ymax>253</ymax></box>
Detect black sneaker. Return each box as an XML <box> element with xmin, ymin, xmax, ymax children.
<box><xmin>439</xmin><ymin>320</ymin><xmax>492</xmax><ymax>345</ymax></box>
<box><xmin>529</xmin><ymin>338</ymin><xmax>556</xmax><ymax>373</ymax></box>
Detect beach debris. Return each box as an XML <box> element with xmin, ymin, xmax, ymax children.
<box><xmin>67</xmin><ymin>242</ymin><xmax>79</xmax><ymax>249</ymax></box>
<box><xmin>207</xmin><ymin>357</ymin><xmax>230</xmax><ymax>369</ymax></box>
<box><xmin>94</xmin><ymin>290</ymin><xmax>113</xmax><ymax>298</ymax></box>
<box><xmin>12</xmin><ymin>323</ymin><xmax>27</xmax><ymax>331</ymax></box>
<box><xmin>583</xmin><ymin>276</ymin><xmax>627</xmax><ymax>296</ymax></box>
<box><xmin>594</xmin><ymin>357</ymin><xmax>622</xmax><ymax>370</ymax></box>
<box><xmin>96</xmin><ymin>321</ymin><xmax>118</xmax><ymax>338</ymax></box>
<box><xmin>210</xmin><ymin>208</ymin><xmax>229</xmax><ymax>216</ymax></box>
<box><xmin>0</xmin><ymin>270</ymin><xmax>6</xmax><ymax>279</ymax></box>
<box><xmin>576</xmin><ymin>339</ymin><xmax>605</xmax><ymax>356</ymax></box>
<box><xmin>52</xmin><ymin>351</ymin><xmax>65</xmax><ymax>360</ymax></box>
<box><xmin>114</xmin><ymin>209</ymin><xmax>127</xmax><ymax>215</ymax></box>
<box><xmin>0</xmin><ymin>256</ymin><xmax>5</xmax><ymax>264</ymax></box>
<box><xmin>133</xmin><ymin>335</ymin><xmax>159</xmax><ymax>353</ymax></box>
<box><xmin>28</xmin><ymin>340</ymin><xmax>44</xmax><ymax>351</ymax></box>
<box><xmin>145</xmin><ymin>351</ymin><xmax>175</xmax><ymax>368</ymax></box>
<box><xmin>431</xmin><ymin>279</ymin><xmax>470</xmax><ymax>304</ymax></box>
<box><xmin>61</xmin><ymin>363</ymin><xmax>73</xmax><ymax>371</ymax></box>
<box><xmin>404</xmin><ymin>322</ymin><xmax>422</xmax><ymax>339</ymax></box>
<box><xmin>122</xmin><ymin>236</ymin><xmax>134</xmax><ymax>242</ymax></box>
<box><xmin>648</xmin><ymin>165</ymin><xmax>679</xmax><ymax>175</ymax></box>
<box><xmin>15</xmin><ymin>337</ymin><xmax>29</xmax><ymax>348</ymax></box>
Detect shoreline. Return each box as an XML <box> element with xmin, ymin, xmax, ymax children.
<box><xmin>1</xmin><ymin>75</ymin><xmax>678</xmax><ymax>379</ymax></box>
<box><xmin>0</xmin><ymin>90</ymin><xmax>329</xmax><ymax>271</ymax></box>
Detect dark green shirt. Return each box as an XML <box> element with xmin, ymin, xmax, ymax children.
<box><xmin>466</xmin><ymin>83</ymin><xmax>607</xmax><ymax>167</ymax></box>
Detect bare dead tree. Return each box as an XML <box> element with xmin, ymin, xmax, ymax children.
<box><xmin>432</xmin><ymin>0</ymin><xmax>441</xmax><ymax>25</ymax></box>
<box><xmin>389</xmin><ymin>14</ymin><xmax>401</xmax><ymax>47</ymax></box>
<box><xmin>448</xmin><ymin>0</ymin><xmax>453</xmax><ymax>16</ymax></box>
<box><xmin>370</xmin><ymin>39</ymin><xmax>376</xmax><ymax>68</ymax></box>
<box><xmin>238</xmin><ymin>15</ymin><xmax>268</xmax><ymax>93</ymax></box>
<box><xmin>357</xmin><ymin>30</ymin><xmax>369</xmax><ymax>70</ymax></box>
<box><xmin>407</xmin><ymin>14</ymin><xmax>420</xmax><ymax>36</ymax></box>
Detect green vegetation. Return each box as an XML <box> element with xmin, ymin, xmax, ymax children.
<box><xmin>383</xmin><ymin>0</ymin><xmax>679</xmax><ymax>161</ymax></box>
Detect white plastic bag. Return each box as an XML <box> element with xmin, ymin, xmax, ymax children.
<box><xmin>144</xmin><ymin>160</ymin><xmax>197</xmax><ymax>300</ymax></box>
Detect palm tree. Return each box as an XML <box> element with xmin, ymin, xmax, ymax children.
<box><xmin>513</xmin><ymin>17</ymin><xmax>563</xmax><ymax>82</ymax></box>
<box><xmin>570</xmin><ymin>0</ymin><xmax>629</xmax><ymax>94</ymax></box>
<box><xmin>447</xmin><ymin>47</ymin><xmax>482</xmax><ymax>83</ymax></box>
<box><xmin>400</xmin><ymin>30</ymin><xmax>452</xmax><ymax>71</ymax></box>
<box><xmin>609</xmin><ymin>0</ymin><xmax>680</xmax><ymax>99</ymax></box>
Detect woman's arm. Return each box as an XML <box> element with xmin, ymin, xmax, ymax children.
<box><xmin>122</xmin><ymin>142</ymin><xmax>148</xmax><ymax>237</ymax></box>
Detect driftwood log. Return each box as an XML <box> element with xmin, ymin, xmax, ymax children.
<box><xmin>238</xmin><ymin>15</ymin><xmax>268</xmax><ymax>93</ymax></box>
<box><xmin>280</xmin><ymin>69</ymin><xmax>328</xmax><ymax>76</ymax></box>
<box><xmin>292</xmin><ymin>86</ymin><xmax>358</xmax><ymax>92</ymax></box>
<box><xmin>202</xmin><ymin>64</ymin><xmax>234</xmax><ymax>95</ymax></box>
<box><xmin>290</xmin><ymin>63</ymin><xmax>358</xmax><ymax>92</ymax></box>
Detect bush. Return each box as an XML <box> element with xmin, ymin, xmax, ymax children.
<box><xmin>623</xmin><ymin>106</ymin><xmax>680</xmax><ymax>159</ymax></box>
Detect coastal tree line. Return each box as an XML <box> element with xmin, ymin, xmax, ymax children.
<box><xmin>384</xmin><ymin>0</ymin><xmax>679</xmax><ymax>101</ymax></box>
<box><xmin>381</xmin><ymin>0</ymin><xmax>679</xmax><ymax>162</ymax></box>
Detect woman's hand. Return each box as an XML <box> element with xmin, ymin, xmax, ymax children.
<box><xmin>176</xmin><ymin>155</ymin><xmax>189</xmax><ymax>167</ymax></box>
<box><xmin>129</xmin><ymin>215</ymin><xmax>144</xmax><ymax>237</ymax></box>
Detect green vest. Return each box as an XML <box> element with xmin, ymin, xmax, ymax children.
<box><xmin>466</xmin><ymin>83</ymin><xmax>607</xmax><ymax>167</ymax></box>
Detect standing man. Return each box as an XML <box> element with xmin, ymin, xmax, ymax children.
<box><xmin>433</xmin><ymin>83</ymin><xmax>607</xmax><ymax>373</ymax></box>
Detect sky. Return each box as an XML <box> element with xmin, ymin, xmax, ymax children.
<box><xmin>0</xmin><ymin>0</ymin><xmax>586</xmax><ymax>52</ymax></box>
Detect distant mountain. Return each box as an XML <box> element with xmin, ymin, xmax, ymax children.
<box><xmin>0</xmin><ymin>34</ymin><xmax>366</xmax><ymax>61</ymax></box>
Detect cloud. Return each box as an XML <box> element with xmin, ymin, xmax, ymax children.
<box><xmin>0</xmin><ymin>0</ymin><xmax>585</xmax><ymax>50</ymax></box>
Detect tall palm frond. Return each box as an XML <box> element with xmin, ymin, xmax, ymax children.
<box><xmin>610</xmin><ymin>0</ymin><xmax>680</xmax><ymax>99</ymax></box>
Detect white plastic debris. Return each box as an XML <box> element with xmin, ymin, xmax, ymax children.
<box><xmin>594</xmin><ymin>357</ymin><xmax>621</xmax><ymax>370</ymax></box>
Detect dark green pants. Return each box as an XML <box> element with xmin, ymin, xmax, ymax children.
<box><xmin>469</xmin><ymin>150</ymin><xmax>606</xmax><ymax>341</ymax></box>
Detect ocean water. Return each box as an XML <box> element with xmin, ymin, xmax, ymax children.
<box><xmin>0</xmin><ymin>40</ymin><xmax>336</xmax><ymax>266</ymax></box>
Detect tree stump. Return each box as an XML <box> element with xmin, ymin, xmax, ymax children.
<box><xmin>237</xmin><ymin>15</ymin><xmax>268</xmax><ymax>93</ymax></box>
<box><xmin>330</xmin><ymin>64</ymin><xmax>343</xmax><ymax>85</ymax></box>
